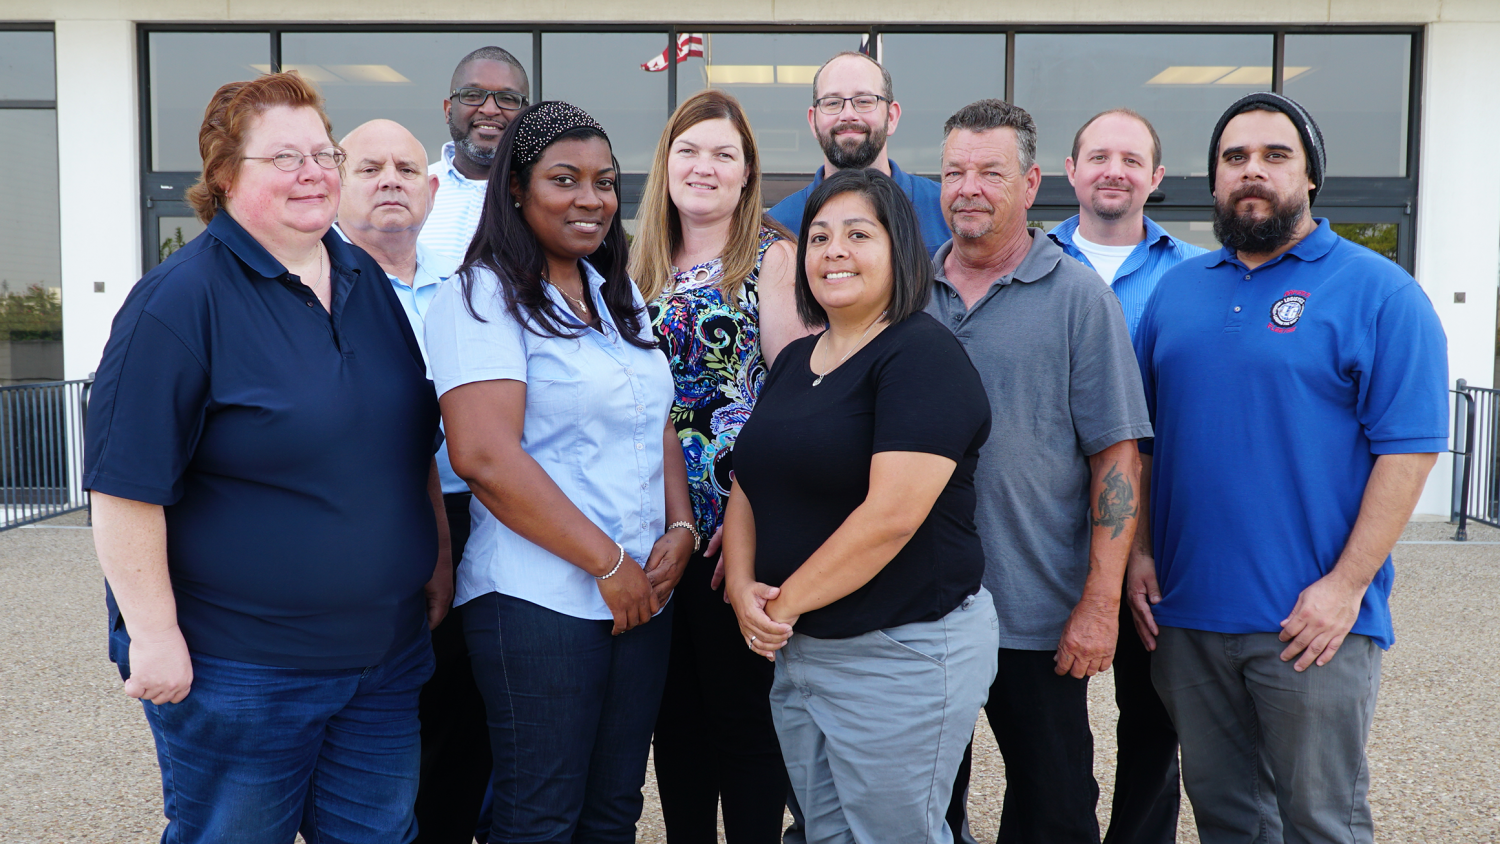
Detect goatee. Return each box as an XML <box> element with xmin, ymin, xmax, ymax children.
<box><xmin>1213</xmin><ymin>186</ymin><xmax>1307</xmax><ymax>254</ymax></box>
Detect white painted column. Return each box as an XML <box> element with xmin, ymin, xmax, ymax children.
<box><xmin>1412</xmin><ymin>21</ymin><xmax>1500</xmax><ymax>516</ymax></box>
<box><xmin>56</xmin><ymin>19</ymin><xmax>140</xmax><ymax>381</ymax></box>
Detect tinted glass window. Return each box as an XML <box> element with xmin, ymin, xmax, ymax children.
<box><xmin>675</xmin><ymin>33</ymin><xmax>863</xmax><ymax>174</ymax></box>
<box><xmin>0</xmin><ymin>31</ymin><xmax>55</xmax><ymax>100</ymax></box>
<box><xmin>543</xmin><ymin>32</ymin><xmax>672</xmax><ymax>172</ymax></box>
<box><xmin>1014</xmin><ymin>34</ymin><xmax>1273</xmax><ymax>176</ymax></box>
<box><xmin>1284</xmin><ymin>35</ymin><xmax>1410</xmax><ymax>177</ymax></box>
<box><xmin>280</xmin><ymin>32</ymin><xmax>533</xmax><ymax>167</ymax></box>
<box><xmin>0</xmin><ymin>110</ymin><xmax>62</xmax><ymax>382</ymax></box>
<box><xmin>880</xmin><ymin>34</ymin><xmax>1006</xmax><ymax>175</ymax></box>
<box><xmin>149</xmin><ymin>32</ymin><xmax>271</xmax><ymax>171</ymax></box>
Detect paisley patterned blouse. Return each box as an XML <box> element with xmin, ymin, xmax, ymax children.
<box><xmin>649</xmin><ymin>227</ymin><xmax>783</xmax><ymax>539</ymax></box>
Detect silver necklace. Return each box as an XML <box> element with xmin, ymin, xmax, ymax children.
<box><xmin>812</xmin><ymin>314</ymin><xmax>885</xmax><ymax>387</ymax></box>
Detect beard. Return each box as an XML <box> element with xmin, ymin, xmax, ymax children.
<box><xmin>1212</xmin><ymin>185</ymin><xmax>1307</xmax><ymax>254</ymax></box>
<box><xmin>818</xmin><ymin>120</ymin><xmax>888</xmax><ymax>170</ymax></box>
<box><xmin>448</xmin><ymin>111</ymin><xmax>498</xmax><ymax>166</ymax></box>
<box><xmin>1089</xmin><ymin>183</ymin><xmax>1133</xmax><ymax>221</ymax></box>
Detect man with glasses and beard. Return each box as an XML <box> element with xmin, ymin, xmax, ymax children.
<box><xmin>410</xmin><ymin>45</ymin><xmax>528</xmax><ymax>844</ymax></box>
<box><xmin>419</xmin><ymin>46</ymin><xmax>530</xmax><ymax>274</ymax></box>
<box><xmin>769</xmin><ymin>51</ymin><xmax>949</xmax><ymax>257</ymax></box>
<box><xmin>1047</xmin><ymin>108</ymin><xmax>1205</xmax><ymax>844</ymax></box>
<box><xmin>1129</xmin><ymin>93</ymin><xmax>1447</xmax><ymax>844</ymax></box>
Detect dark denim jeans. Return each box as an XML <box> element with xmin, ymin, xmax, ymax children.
<box><xmin>134</xmin><ymin>625</ymin><xmax>435</xmax><ymax>844</ymax></box>
<box><xmin>462</xmin><ymin>591</ymin><xmax>673</xmax><ymax>844</ymax></box>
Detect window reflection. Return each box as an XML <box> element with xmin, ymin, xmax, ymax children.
<box><xmin>1285</xmin><ymin>35</ymin><xmax>1410</xmax><ymax>177</ymax></box>
<box><xmin>880</xmin><ymin>34</ymin><xmax>1006</xmax><ymax>175</ymax></box>
<box><xmin>1014</xmin><ymin>34</ymin><xmax>1273</xmax><ymax>176</ymax></box>
<box><xmin>543</xmin><ymin>33</ymin><xmax>672</xmax><ymax>172</ymax></box>
<box><xmin>1331</xmin><ymin>222</ymin><xmax>1398</xmax><ymax>261</ymax></box>
<box><xmin>149</xmin><ymin>32</ymin><xmax>271</xmax><ymax>171</ymax></box>
<box><xmin>280</xmin><ymin>32</ymin><xmax>533</xmax><ymax>166</ymax></box>
<box><xmin>0</xmin><ymin>110</ymin><xmax>61</xmax><ymax>383</ymax></box>
<box><xmin>158</xmin><ymin>216</ymin><xmax>209</xmax><ymax>264</ymax></box>
<box><xmin>675</xmin><ymin>33</ymin><xmax>862</xmax><ymax>174</ymax></box>
<box><xmin>0</xmin><ymin>31</ymin><xmax>55</xmax><ymax>100</ymax></box>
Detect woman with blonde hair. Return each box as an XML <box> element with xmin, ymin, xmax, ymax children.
<box><xmin>632</xmin><ymin>89</ymin><xmax>807</xmax><ymax>842</ymax></box>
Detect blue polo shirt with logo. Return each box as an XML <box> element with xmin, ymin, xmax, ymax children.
<box><xmin>769</xmin><ymin>159</ymin><xmax>950</xmax><ymax>258</ymax></box>
<box><xmin>85</xmin><ymin>212</ymin><xmax>440</xmax><ymax>669</ymax></box>
<box><xmin>1134</xmin><ymin>218</ymin><xmax>1447</xmax><ymax>649</ymax></box>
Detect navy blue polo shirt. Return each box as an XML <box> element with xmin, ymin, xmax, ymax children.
<box><xmin>769</xmin><ymin>159</ymin><xmax>950</xmax><ymax>258</ymax></box>
<box><xmin>85</xmin><ymin>212</ymin><xmax>440</xmax><ymax>670</ymax></box>
<box><xmin>1134</xmin><ymin>219</ymin><xmax>1448</xmax><ymax>649</ymax></box>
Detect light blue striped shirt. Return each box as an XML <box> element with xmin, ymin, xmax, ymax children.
<box><xmin>425</xmin><ymin>261</ymin><xmax>675</xmax><ymax>619</ymax></box>
<box><xmin>1048</xmin><ymin>216</ymin><xmax>1208</xmax><ymax>339</ymax></box>
<box><xmin>417</xmin><ymin>141</ymin><xmax>489</xmax><ymax>277</ymax></box>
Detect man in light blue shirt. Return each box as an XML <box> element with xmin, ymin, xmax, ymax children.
<box><xmin>1045</xmin><ymin>108</ymin><xmax>1205</xmax><ymax>844</ymax></box>
<box><xmin>336</xmin><ymin>118</ymin><xmax>488</xmax><ymax>844</ymax></box>
<box><xmin>419</xmin><ymin>46</ymin><xmax>531</xmax><ymax>275</ymax></box>
<box><xmin>1048</xmin><ymin>109</ymin><xmax>1207</xmax><ymax>337</ymax></box>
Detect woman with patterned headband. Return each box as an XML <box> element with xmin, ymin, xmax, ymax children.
<box><xmin>424</xmin><ymin>101</ymin><xmax>695</xmax><ymax>841</ymax></box>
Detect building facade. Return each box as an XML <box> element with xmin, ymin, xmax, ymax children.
<box><xmin>3</xmin><ymin>1</ymin><xmax>1496</xmax><ymax>515</ymax></box>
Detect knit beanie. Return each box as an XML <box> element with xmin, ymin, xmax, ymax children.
<box><xmin>1207</xmin><ymin>92</ymin><xmax>1326</xmax><ymax>205</ymax></box>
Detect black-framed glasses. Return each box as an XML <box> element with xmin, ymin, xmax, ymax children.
<box><xmin>243</xmin><ymin>149</ymin><xmax>346</xmax><ymax>172</ymax></box>
<box><xmin>450</xmin><ymin>87</ymin><xmax>528</xmax><ymax>111</ymax></box>
<box><xmin>814</xmin><ymin>95</ymin><xmax>890</xmax><ymax>115</ymax></box>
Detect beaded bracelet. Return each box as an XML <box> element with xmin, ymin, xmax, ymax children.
<box><xmin>667</xmin><ymin>520</ymin><xmax>701</xmax><ymax>553</ymax></box>
<box><xmin>596</xmin><ymin>542</ymin><xmax>625</xmax><ymax>580</ymax></box>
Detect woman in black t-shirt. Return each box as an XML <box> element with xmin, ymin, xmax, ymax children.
<box><xmin>724</xmin><ymin>169</ymin><xmax>999</xmax><ymax>843</ymax></box>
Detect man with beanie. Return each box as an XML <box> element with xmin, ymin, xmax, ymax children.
<box><xmin>1129</xmin><ymin>92</ymin><xmax>1448</xmax><ymax>844</ymax></box>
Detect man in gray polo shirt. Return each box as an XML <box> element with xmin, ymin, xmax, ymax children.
<box><xmin>933</xmin><ymin>99</ymin><xmax>1153</xmax><ymax>844</ymax></box>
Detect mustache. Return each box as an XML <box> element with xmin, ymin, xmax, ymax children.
<box><xmin>1227</xmin><ymin>184</ymin><xmax>1277</xmax><ymax>204</ymax></box>
<box><xmin>949</xmin><ymin>200</ymin><xmax>994</xmax><ymax>214</ymax></box>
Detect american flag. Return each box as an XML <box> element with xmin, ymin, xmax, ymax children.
<box><xmin>642</xmin><ymin>34</ymin><xmax>706</xmax><ymax>72</ymax></box>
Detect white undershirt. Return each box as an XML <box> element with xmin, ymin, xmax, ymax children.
<box><xmin>1071</xmin><ymin>232</ymin><xmax>1139</xmax><ymax>284</ymax></box>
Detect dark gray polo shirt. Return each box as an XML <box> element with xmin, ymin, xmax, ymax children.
<box><xmin>926</xmin><ymin>229</ymin><xmax>1152</xmax><ymax>649</ymax></box>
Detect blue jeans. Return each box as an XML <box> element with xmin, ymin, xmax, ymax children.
<box><xmin>462</xmin><ymin>591</ymin><xmax>673</xmax><ymax>844</ymax></box>
<box><xmin>134</xmin><ymin>626</ymin><xmax>435</xmax><ymax>844</ymax></box>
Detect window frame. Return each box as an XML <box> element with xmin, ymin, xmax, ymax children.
<box><xmin>136</xmin><ymin>22</ymin><xmax>1423</xmax><ymax>273</ymax></box>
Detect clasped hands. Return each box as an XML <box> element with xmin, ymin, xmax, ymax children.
<box><xmin>729</xmin><ymin>578</ymin><xmax>797</xmax><ymax>661</ymax></box>
<box><xmin>597</xmin><ymin>528</ymin><xmax>694</xmax><ymax>636</ymax></box>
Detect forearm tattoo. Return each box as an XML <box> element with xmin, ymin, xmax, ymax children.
<box><xmin>1092</xmin><ymin>463</ymin><xmax>1138</xmax><ymax>540</ymax></box>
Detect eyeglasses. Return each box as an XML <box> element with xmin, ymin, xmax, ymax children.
<box><xmin>814</xmin><ymin>95</ymin><xmax>890</xmax><ymax>115</ymax></box>
<box><xmin>243</xmin><ymin>149</ymin><xmax>346</xmax><ymax>172</ymax></box>
<box><xmin>450</xmin><ymin>88</ymin><xmax>528</xmax><ymax>111</ymax></box>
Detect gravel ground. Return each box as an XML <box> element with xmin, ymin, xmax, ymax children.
<box><xmin>1</xmin><ymin>512</ymin><xmax>1496</xmax><ymax>842</ymax></box>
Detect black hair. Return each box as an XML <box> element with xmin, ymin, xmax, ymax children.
<box><xmin>457</xmin><ymin>103</ymin><xmax>653</xmax><ymax>349</ymax></box>
<box><xmin>793</xmin><ymin>168</ymin><xmax>932</xmax><ymax>328</ymax></box>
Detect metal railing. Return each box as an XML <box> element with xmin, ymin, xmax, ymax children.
<box><xmin>1449</xmin><ymin>378</ymin><xmax>1497</xmax><ymax>541</ymax></box>
<box><xmin>0</xmin><ymin>379</ymin><xmax>92</xmax><ymax>531</ymax></box>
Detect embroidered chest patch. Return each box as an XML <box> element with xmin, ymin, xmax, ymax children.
<box><xmin>1268</xmin><ymin>290</ymin><xmax>1309</xmax><ymax>333</ymax></box>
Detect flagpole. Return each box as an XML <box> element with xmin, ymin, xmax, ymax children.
<box><xmin>668</xmin><ymin>30</ymin><xmax>678</xmax><ymax>110</ymax></box>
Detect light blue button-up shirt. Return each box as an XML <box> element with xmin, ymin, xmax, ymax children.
<box><xmin>333</xmin><ymin>225</ymin><xmax>468</xmax><ymax>494</ymax></box>
<box><xmin>1048</xmin><ymin>215</ymin><xmax>1208</xmax><ymax>339</ymax></box>
<box><xmin>425</xmin><ymin>260</ymin><xmax>675</xmax><ymax>619</ymax></box>
<box><xmin>418</xmin><ymin>142</ymin><xmax>489</xmax><ymax>276</ymax></box>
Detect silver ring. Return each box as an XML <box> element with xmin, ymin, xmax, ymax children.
<box><xmin>749</xmin><ymin>635</ymin><xmax>758</xmax><ymax>645</ymax></box>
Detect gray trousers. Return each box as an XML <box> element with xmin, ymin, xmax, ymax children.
<box><xmin>771</xmin><ymin>589</ymin><xmax>1000</xmax><ymax>844</ymax></box>
<box><xmin>1152</xmin><ymin>627</ymin><xmax>1383</xmax><ymax>844</ymax></box>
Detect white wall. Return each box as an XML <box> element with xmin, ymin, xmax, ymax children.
<box><xmin>1411</xmin><ymin>21</ymin><xmax>1500</xmax><ymax>515</ymax></box>
<box><xmin>55</xmin><ymin>20</ymin><xmax>139</xmax><ymax>380</ymax></box>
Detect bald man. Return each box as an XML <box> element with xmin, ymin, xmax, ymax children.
<box><xmin>336</xmin><ymin>120</ymin><xmax>492</xmax><ymax>844</ymax></box>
